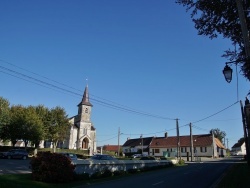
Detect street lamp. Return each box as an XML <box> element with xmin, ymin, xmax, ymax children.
<box><xmin>223</xmin><ymin>64</ymin><xmax>233</xmax><ymax>83</ymax></box>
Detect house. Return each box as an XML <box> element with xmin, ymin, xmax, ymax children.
<box><xmin>62</xmin><ymin>85</ymin><xmax>97</xmax><ymax>155</ymax></box>
<box><xmin>149</xmin><ymin>133</ymin><xmax>226</xmax><ymax>158</ymax></box>
<box><xmin>231</xmin><ymin>139</ymin><xmax>246</xmax><ymax>155</ymax></box>
<box><xmin>102</xmin><ymin>145</ymin><xmax>120</xmax><ymax>152</ymax></box>
<box><xmin>122</xmin><ymin>137</ymin><xmax>154</xmax><ymax>156</ymax></box>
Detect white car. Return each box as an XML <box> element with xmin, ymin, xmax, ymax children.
<box><xmin>132</xmin><ymin>154</ymin><xmax>142</xmax><ymax>158</ymax></box>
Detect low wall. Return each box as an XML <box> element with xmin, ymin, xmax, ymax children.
<box><xmin>73</xmin><ymin>159</ymin><xmax>173</xmax><ymax>175</ymax></box>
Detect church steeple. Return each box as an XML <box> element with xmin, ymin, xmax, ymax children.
<box><xmin>78</xmin><ymin>85</ymin><xmax>93</xmax><ymax>107</ymax></box>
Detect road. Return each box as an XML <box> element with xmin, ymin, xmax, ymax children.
<box><xmin>0</xmin><ymin>156</ymin><xmax>244</xmax><ymax>188</ymax></box>
<box><xmin>76</xmin><ymin>157</ymin><xmax>244</xmax><ymax>188</ymax></box>
<box><xmin>0</xmin><ymin>158</ymin><xmax>31</xmax><ymax>174</ymax></box>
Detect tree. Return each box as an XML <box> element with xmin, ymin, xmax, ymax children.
<box><xmin>21</xmin><ymin>106</ymin><xmax>44</xmax><ymax>148</ymax></box>
<box><xmin>0</xmin><ymin>97</ymin><xmax>10</xmax><ymax>131</ymax></box>
<box><xmin>0</xmin><ymin>105</ymin><xmax>45</xmax><ymax>148</ymax></box>
<box><xmin>33</xmin><ymin>105</ymin><xmax>51</xmax><ymax>148</ymax></box>
<box><xmin>210</xmin><ymin>128</ymin><xmax>226</xmax><ymax>143</ymax></box>
<box><xmin>176</xmin><ymin>0</ymin><xmax>250</xmax><ymax>81</ymax></box>
<box><xmin>1</xmin><ymin>105</ymin><xmax>25</xmax><ymax>147</ymax></box>
<box><xmin>46</xmin><ymin>106</ymin><xmax>70</xmax><ymax>152</ymax></box>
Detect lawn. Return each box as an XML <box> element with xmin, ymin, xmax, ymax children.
<box><xmin>0</xmin><ymin>174</ymin><xmax>90</xmax><ymax>188</ymax></box>
<box><xmin>217</xmin><ymin>162</ymin><xmax>250</xmax><ymax>188</ymax></box>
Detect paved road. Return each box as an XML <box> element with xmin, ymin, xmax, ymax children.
<box><xmin>76</xmin><ymin>157</ymin><xmax>244</xmax><ymax>188</ymax></box>
<box><xmin>0</xmin><ymin>158</ymin><xmax>31</xmax><ymax>174</ymax></box>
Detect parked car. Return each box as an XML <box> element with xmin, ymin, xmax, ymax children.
<box><xmin>4</xmin><ymin>149</ymin><xmax>28</xmax><ymax>160</ymax></box>
<box><xmin>132</xmin><ymin>154</ymin><xmax>142</xmax><ymax>158</ymax></box>
<box><xmin>89</xmin><ymin>154</ymin><xmax>118</xmax><ymax>160</ymax></box>
<box><xmin>140</xmin><ymin>156</ymin><xmax>156</xmax><ymax>160</ymax></box>
<box><xmin>59</xmin><ymin>152</ymin><xmax>78</xmax><ymax>161</ymax></box>
<box><xmin>232</xmin><ymin>151</ymin><xmax>245</xmax><ymax>156</ymax></box>
<box><xmin>0</xmin><ymin>152</ymin><xmax>6</xmax><ymax>159</ymax></box>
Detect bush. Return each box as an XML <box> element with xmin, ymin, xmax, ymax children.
<box><xmin>178</xmin><ymin>159</ymin><xmax>185</xmax><ymax>165</ymax></box>
<box><xmin>30</xmin><ymin>152</ymin><xmax>75</xmax><ymax>183</ymax></box>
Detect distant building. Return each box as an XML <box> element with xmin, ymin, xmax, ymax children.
<box><xmin>231</xmin><ymin>139</ymin><xmax>246</xmax><ymax>155</ymax></box>
<box><xmin>122</xmin><ymin>133</ymin><xmax>226</xmax><ymax>158</ymax></box>
<box><xmin>122</xmin><ymin>137</ymin><xmax>154</xmax><ymax>156</ymax></box>
<box><xmin>150</xmin><ymin>133</ymin><xmax>226</xmax><ymax>158</ymax></box>
<box><xmin>63</xmin><ymin>85</ymin><xmax>97</xmax><ymax>155</ymax></box>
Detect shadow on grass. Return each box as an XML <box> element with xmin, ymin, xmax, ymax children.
<box><xmin>217</xmin><ymin>162</ymin><xmax>250</xmax><ymax>188</ymax></box>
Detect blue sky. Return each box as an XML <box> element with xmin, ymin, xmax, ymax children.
<box><xmin>0</xmin><ymin>1</ymin><xmax>248</xmax><ymax>149</ymax></box>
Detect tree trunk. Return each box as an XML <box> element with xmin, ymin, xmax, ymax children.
<box><xmin>11</xmin><ymin>140</ymin><xmax>17</xmax><ymax>148</ymax></box>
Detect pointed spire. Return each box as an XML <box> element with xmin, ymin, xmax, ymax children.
<box><xmin>78</xmin><ymin>85</ymin><xmax>93</xmax><ymax>107</ymax></box>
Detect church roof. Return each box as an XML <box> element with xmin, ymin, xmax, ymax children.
<box><xmin>78</xmin><ymin>85</ymin><xmax>93</xmax><ymax>107</ymax></box>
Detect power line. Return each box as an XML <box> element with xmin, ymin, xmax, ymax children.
<box><xmin>0</xmin><ymin>60</ymin><xmax>241</xmax><ymax>134</ymax></box>
<box><xmin>192</xmin><ymin>101</ymin><xmax>239</xmax><ymax>124</ymax></box>
<box><xmin>0</xmin><ymin>63</ymin><xmax>176</xmax><ymax>120</ymax></box>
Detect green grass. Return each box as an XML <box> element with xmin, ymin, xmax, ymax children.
<box><xmin>0</xmin><ymin>174</ymin><xmax>92</xmax><ymax>188</ymax></box>
<box><xmin>217</xmin><ymin>162</ymin><xmax>250</xmax><ymax>188</ymax></box>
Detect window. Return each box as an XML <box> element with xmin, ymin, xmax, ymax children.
<box><xmin>85</xmin><ymin>108</ymin><xmax>88</xmax><ymax>113</ymax></box>
<box><xmin>181</xmin><ymin>147</ymin><xmax>187</xmax><ymax>153</ymax></box>
<box><xmin>155</xmin><ymin>149</ymin><xmax>160</xmax><ymax>153</ymax></box>
<box><xmin>83</xmin><ymin>128</ymin><xmax>87</xmax><ymax>135</ymax></box>
<box><xmin>200</xmin><ymin>147</ymin><xmax>207</xmax><ymax>153</ymax></box>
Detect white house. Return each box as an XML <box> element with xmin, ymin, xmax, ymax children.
<box><xmin>122</xmin><ymin>137</ymin><xmax>154</xmax><ymax>156</ymax></box>
<box><xmin>231</xmin><ymin>139</ymin><xmax>246</xmax><ymax>155</ymax></box>
<box><xmin>149</xmin><ymin>133</ymin><xmax>226</xmax><ymax>158</ymax></box>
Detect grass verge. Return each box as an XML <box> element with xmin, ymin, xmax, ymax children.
<box><xmin>217</xmin><ymin>162</ymin><xmax>250</xmax><ymax>188</ymax></box>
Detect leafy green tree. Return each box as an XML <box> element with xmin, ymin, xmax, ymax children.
<box><xmin>20</xmin><ymin>106</ymin><xmax>44</xmax><ymax>148</ymax></box>
<box><xmin>33</xmin><ymin>105</ymin><xmax>51</xmax><ymax>148</ymax></box>
<box><xmin>176</xmin><ymin>0</ymin><xmax>250</xmax><ymax>80</ymax></box>
<box><xmin>46</xmin><ymin>106</ymin><xmax>70</xmax><ymax>152</ymax></box>
<box><xmin>0</xmin><ymin>97</ymin><xmax>10</xmax><ymax>131</ymax></box>
<box><xmin>1</xmin><ymin>105</ymin><xmax>25</xmax><ymax>147</ymax></box>
<box><xmin>210</xmin><ymin>128</ymin><xmax>226</xmax><ymax>143</ymax></box>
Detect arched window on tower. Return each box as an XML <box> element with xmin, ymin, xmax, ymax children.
<box><xmin>85</xmin><ymin>108</ymin><xmax>88</xmax><ymax>113</ymax></box>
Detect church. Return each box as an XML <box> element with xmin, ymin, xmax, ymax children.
<box><xmin>63</xmin><ymin>85</ymin><xmax>97</xmax><ymax>155</ymax></box>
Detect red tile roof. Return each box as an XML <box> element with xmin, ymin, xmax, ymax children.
<box><xmin>102</xmin><ymin>145</ymin><xmax>121</xmax><ymax>152</ymax></box>
<box><xmin>150</xmin><ymin>134</ymin><xmax>225</xmax><ymax>149</ymax></box>
<box><xmin>215</xmin><ymin>138</ymin><xmax>226</xmax><ymax>149</ymax></box>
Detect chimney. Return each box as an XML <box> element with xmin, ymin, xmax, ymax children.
<box><xmin>164</xmin><ymin>132</ymin><xmax>168</xmax><ymax>138</ymax></box>
<box><xmin>127</xmin><ymin>137</ymin><xmax>130</xmax><ymax>141</ymax></box>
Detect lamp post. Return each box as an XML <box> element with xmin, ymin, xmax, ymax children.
<box><xmin>222</xmin><ymin>65</ymin><xmax>233</xmax><ymax>83</ymax></box>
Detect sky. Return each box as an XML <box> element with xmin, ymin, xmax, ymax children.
<box><xmin>0</xmin><ymin>0</ymin><xmax>249</xmax><ymax>149</ymax></box>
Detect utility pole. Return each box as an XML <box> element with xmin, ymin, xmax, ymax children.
<box><xmin>243</xmin><ymin>100</ymin><xmax>250</xmax><ymax>166</ymax></box>
<box><xmin>118</xmin><ymin>127</ymin><xmax>120</xmax><ymax>157</ymax></box>
<box><xmin>189</xmin><ymin>123</ymin><xmax>194</xmax><ymax>162</ymax></box>
<box><xmin>176</xmin><ymin>118</ymin><xmax>180</xmax><ymax>160</ymax></box>
<box><xmin>227</xmin><ymin>138</ymin><xmax>229</xmax><ymax>149</ymax></box>
<box><xmin>140</xmin><ymin>134</ymin><xmax>143</xmax><ymax>155</ymax></box>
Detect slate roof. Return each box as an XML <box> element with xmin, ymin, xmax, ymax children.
<box><xmin>122</xmin><ymin>137</ymin><xmax>154</xmax><ymax>147</ymax></box>
<box><xmin>78</xmin><ymin>85</ymin><xmax>93</xmax><ymax>107</ymax></box>
<box><xmin>232</xmin><ymin>139</ymin><xmax>245</xmax><ymax>148</ymax></box>
<box><xmin>150</xmin><ymin>134</ymin><xmax>225</xmax><ymax>149</ymax></box>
